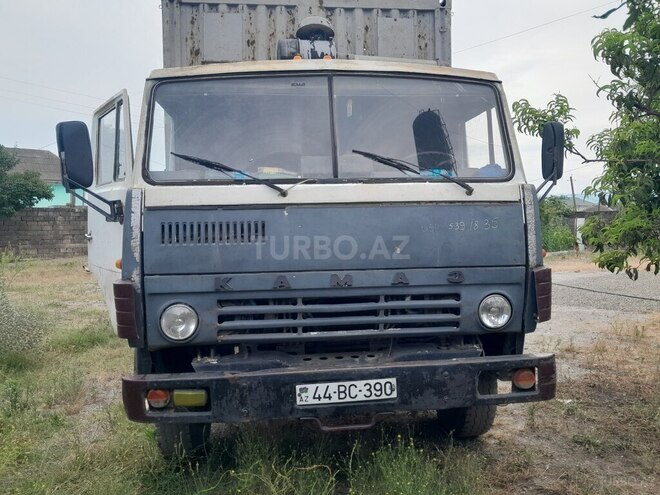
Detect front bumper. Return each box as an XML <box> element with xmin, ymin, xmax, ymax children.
<box><xmin>123</xmin><ymin>352</ymin><xmax>555</xmax><ymax>423</ymax></box>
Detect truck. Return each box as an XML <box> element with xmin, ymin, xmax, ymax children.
<box><xmin>55</xmin><ymin>0</ymin><xmax>561</xmax><ymax>457</ymax></box>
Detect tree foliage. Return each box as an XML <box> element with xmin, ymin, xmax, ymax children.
<box><xmin>512</xmin><ymin>0</ymin><xmax>659</xmax><ymax>278</ymax></box>
<box><xmin>539</xmin><ymin>196</ymin><xmax>576</xmax><ymax>252</ymax></box>
<box><xmin>0</xmin><ymin>145</ymin><xmax>54</xmax><ymax>218</ymax></box>
<box><xmin>512</xmin><ymin>94</ymin><xmax>583</xmax><ymax>159</ymax></box>
<box><xmin>539</xmin><ymin>196</ymin><xmax>572</xmax><ymax>227</ymax></box>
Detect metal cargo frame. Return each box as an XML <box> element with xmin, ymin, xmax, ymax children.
<box><xmin>161</xmin><ymin>0</ymin><xmax>452</xmax><ymax>67</ymax></box>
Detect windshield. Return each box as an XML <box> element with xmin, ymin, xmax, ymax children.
<box><xmin>147</xmin><ymin>74</ymin><xmax>510</xmax><ymax>183</ymax></box>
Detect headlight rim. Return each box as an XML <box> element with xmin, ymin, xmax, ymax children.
<box><xmin>159</xmin><ymin>303</ymin><xmax>199</xmax><ymax>342</ymax></box>
<box><xmin>478</xmin><ymin>293</ymin><xmax>512</xmax><ymax>330</ymax></box>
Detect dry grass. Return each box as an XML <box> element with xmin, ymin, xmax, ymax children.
<box><xmin>544</xmin><ymin>252</ymin><xmax>605</xmax><ymax>273</ymax></box>
<box><xmin>482</xmin><ymin>313</ymin><xmax>660</xmax><ymax>495</ymax></box>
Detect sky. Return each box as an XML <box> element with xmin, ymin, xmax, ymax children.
<box><xmin>0</xmin><ymin>0</ymin><xmax>626</xmax><ymax>196</ymax></box>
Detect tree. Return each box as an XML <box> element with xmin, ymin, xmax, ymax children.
<box><xmin>539</xmin><ymin>196</ymin><xmax>576</xmax><ymax>252</ymax></box>
<box><xmin>0</xmin><ymin>145</ymin><xmax>54</xmax><ymax>218</ymax></box>
<box><xmin>512</xmin><ymin>0</ymin><xmax>659</xmax><ymax>279</ymax></box>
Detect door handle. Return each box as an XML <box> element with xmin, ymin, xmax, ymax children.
<box><xmin>84</xmin><ymin>232</ymin><xmax>93</xmax><ymax>241</ymax></box>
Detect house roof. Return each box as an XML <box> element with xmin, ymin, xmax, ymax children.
<box><xmin>6</xmin><ymin>147</ymin><xmax>61</xmax><ymax>183</ymax></box>
<box><xmin>557</xmin><ymin>196</ymin><xmax>616</xmax><ymax>213</ymax></box>
<box><xmin>558</xmin><ymin>196</ymin><xmax>594</xmax><ymax>211</ymax></box>
<box><xmin>582</xmin><ymin>204</ymin><xmax>616</xmax><ymax>213</ymax></box>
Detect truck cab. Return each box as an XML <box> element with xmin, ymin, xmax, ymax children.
<box><xmin>56</xmin><ymin>0</ymin><xmax>559</xmax><ymax>456</ymax></box>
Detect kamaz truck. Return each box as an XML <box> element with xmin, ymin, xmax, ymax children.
<box><xmin>55</xmin><ymin>0</ymin><xmax>561</xmax><ymax>456</ymax></box>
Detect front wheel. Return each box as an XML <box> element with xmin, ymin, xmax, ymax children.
<box><xmin>156</xmin><ymin>423</ymin><xmax>211</xmax><ymax>458</ymax></box>
<box><xmin>436</xmin><ymin>373</ymin><xmax>497</xmax><ymax>438</ymax></box>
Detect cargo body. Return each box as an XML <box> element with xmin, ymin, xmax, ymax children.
<box><xmin>56</xmin><ymin>1</ymin><xmax>559</xmax><ymax>456</ymax></box>
<box><xmin>161</xmin><ymin>0</ymin><xmax>452</xmax><ymax>67</ymax></box>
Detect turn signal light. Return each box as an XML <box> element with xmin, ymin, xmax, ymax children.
<box><xmin>512</xmin><ymin>368</ymin><xmax>536</xmax><ymax>390</ymax></box>
<box><xmin>146</xmin><ymin>389</ymin><xmax>171</xmax><ymax>409</ymax></box>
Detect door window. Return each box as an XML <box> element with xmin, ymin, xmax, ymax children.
<box><xmin>96</xmin><ymin>102</ymin><xmax>127</xmax><ymax>184</ymax></box>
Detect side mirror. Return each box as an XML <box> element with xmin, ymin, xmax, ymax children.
<box><xmin>55</xmin><ymin>121</ymin><xmax>122</xmax><ymax>222</ymax></box>
<box><xmin>56</xmin><ymin>121</ymin><xmax>93</xmax><ymax>189</ymax></box>
<box><xmin>541</xmin><ymin>122</ymin><xmax>565</xmax><ymax>180</ymax></box>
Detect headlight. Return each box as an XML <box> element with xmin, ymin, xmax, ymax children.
<box><xmin>159</xmin><ymin>304</ymin><xmax>199</xmax><ymax>341</ymax></box>
<box><xmin>478</xmin><ymin>294</ymin><xmax>512</xmax><ymax>329</ymax></box>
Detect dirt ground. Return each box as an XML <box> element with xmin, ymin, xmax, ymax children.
<box><xmin>481</xmin><ymin>254</ymin><xmax>660</xmax><ymax>495</ymax></box>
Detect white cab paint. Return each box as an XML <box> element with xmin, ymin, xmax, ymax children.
<box><xmin>87</xmin><ymin>90</ymin><xmax>133</xmax><ymax>332</ymax></box>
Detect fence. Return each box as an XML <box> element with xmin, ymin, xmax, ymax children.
<box><xmin>0</xmin><ymin>207</ymin><xmax>87</xmax><ymax>258</ymax></box>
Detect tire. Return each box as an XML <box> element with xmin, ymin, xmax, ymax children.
<box><xmin>436</xmin><ymin>372</ymin><xmax>497</xmax><ymax>438</ymax></box>
<box><xmin>156</xmin><ymin>423</ymin><xmax>211</xmax><ymax>458</ymax></box>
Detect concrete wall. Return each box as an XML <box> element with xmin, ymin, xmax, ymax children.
<box><xmin>0</xmin><ymin>207</ymin><xmax>87</xmax><ymax>258</ymax></box>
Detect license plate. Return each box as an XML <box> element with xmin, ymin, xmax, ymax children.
<box><xmin>295</xmin><ymin>378</ymin><xmax>397</xmax><ymax>406</ymax></box>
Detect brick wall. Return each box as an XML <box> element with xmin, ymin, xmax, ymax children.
<box><xmin>0</xmin><ymin>207</ymin><xmax>87</xmax><ymax>258</ymax></box>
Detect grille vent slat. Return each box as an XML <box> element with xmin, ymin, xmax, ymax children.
<box><xmin>161</xmin><ymin>221</ymin><xmax>266</xmax><ymax>246</ymax></box>
<box><xmin>217</xmin><ymin>291</ymin><xmax>461</xmax><ymax>343</ymax></box>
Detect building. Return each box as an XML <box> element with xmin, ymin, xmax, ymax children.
<box><xmin>557</xmin><ymin>195</ymin><xmax>617</xmax><ymax>251</ymax></box>
<box><xmin>557</xmin><ymin>196</ymin><xmax>616</xmax><ymax>214</ymax></box>
<box><xmin>7</xmin><ymin>147</ymin><xmax>76</xmax><ymax>206</ymax></box>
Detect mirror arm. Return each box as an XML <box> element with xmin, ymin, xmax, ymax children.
<box><xmin>535</xmin><ymin>170</ymin><xmax>557</xmax><ymax>202</ymax></box>
<box><xmin>65</xmin><ymin>178</ymin><xmax>124</xmax><ymax>223</ymax></box>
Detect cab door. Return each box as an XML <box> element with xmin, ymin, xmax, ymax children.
<box><xmin>87</xmin><ymin>90</ymin><xmax>133</xmax><ymax>332</ymax></box>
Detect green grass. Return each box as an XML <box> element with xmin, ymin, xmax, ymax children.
<box><xmin>2</xmin><ymin>411</ymin><xmax>485</xmax><ymax>495</ymax></box>
<box><xmin>347</xmin><ymin>434</ymin><xmax>481</xmax><ymax>495</ymax></box>
<box><xmin>50</xmin><ymin>318</ymin><xmax>115</xmax><ymax>353</ymax></box>
<box><xmin>0</xmin><ymin>258</ymin><xmax>487</xmax><ymax>495</ymax></box>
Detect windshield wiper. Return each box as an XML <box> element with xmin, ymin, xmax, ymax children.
<box><xmin>352</xmin><ymin>149</ymin><xmax>473</xmax><ymax>196</ymax></box>
<box><xmin>434</xmin><ymin>171</ymin><xmax>474</xmax><ymax>196</ymax></box>
<box><xmin>171</xmin><ymin>152</ymin><xmax>289</xmax><ymax>197</ymax></box>
<box><xmin>352</xmin><ymin>149</ymin><xmax>420</xmax><ymax>175</ymax></box>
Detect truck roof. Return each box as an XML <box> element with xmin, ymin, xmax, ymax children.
<box><xmin>148</xmin><ymin>59</ymin><xmax>500</xmax><ymax>82</ymax></box>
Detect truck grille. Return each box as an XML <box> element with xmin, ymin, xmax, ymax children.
<box><xmin>161</xmin><ymin>220</ymin><xmax>266</xmax><ymax>246</ymax></box>
<box><xmin>217</xmin><ymin>288</ymin><xmax>460</xmax><ymax>343</ymax></box>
